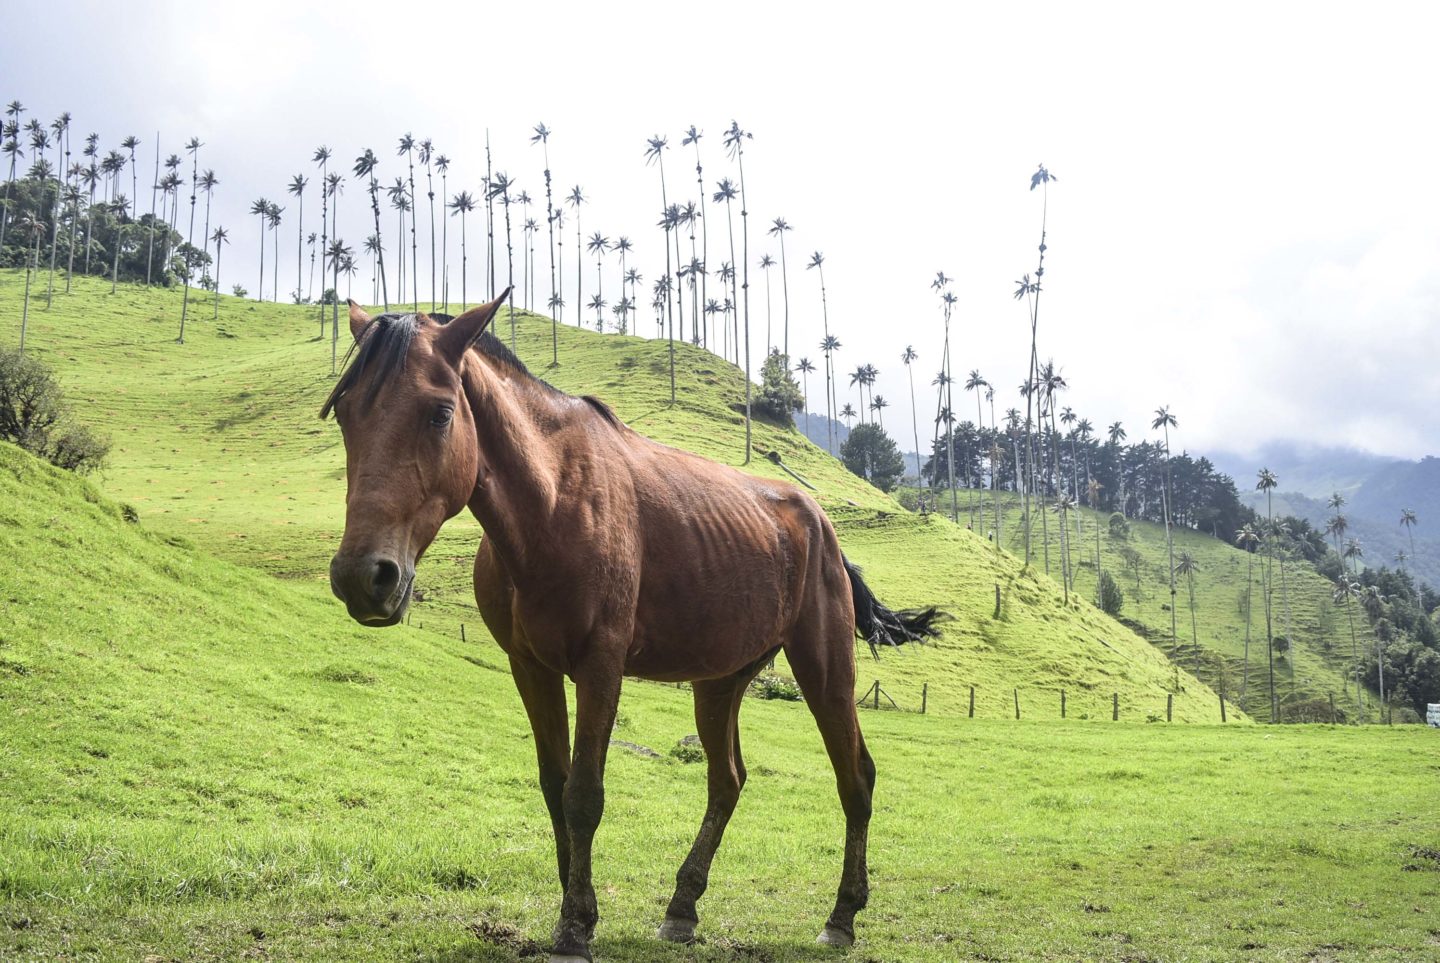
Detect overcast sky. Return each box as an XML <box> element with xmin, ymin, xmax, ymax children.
<box><xmin>5</xmin><ymin>0</ymin><xmax>1438</xmax><ymax>462</ymax></box>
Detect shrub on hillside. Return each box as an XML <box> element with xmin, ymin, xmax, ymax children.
<box><xmin>752</xmin><ymin>349</ymin><xmax>804</xmax><ymax>425</ymax></box>
<box><xmin>1108</xmin><ymin>512</ymin><xmax>1130</xmax><ymax>539</ymax></box>
<box><xmin>840</xmin><ymin>424</ymin><xmax>906</xmax><ymax>492</ymax></box>
<box><xmin>0</xmin><ymin>348</ymin><xmax>110</xmax><ymax>475</ymax></box>
<box><xmin>1098</xmin><ymin>570</ymin><xmax>1124</xmax><ymax>616</ymax></box>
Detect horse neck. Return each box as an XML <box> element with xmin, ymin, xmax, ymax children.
<box><xmin>460</xmin><ymin>352</ymin><xmax>567</xmax><ymax>572</ymax></box>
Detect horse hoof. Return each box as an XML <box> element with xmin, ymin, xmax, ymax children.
<box><xmin>656</xmin><ymin>916</ymin><xmax>696</xmax><ymax>943</ymax></box>
<box><xmin>816</xmin><ymin>924</ymin><xmax>854</xmax><ymax>947</ymax></box>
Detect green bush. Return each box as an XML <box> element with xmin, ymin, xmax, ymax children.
<box><xmin>0</xmin><ymin>348</ymin><xmax>110</xmax><ymax>475</ymax></box>
<box><xmin>1098</xmin><ymin>570</ymin><xmax>1124</xmax><ymax>616</ymax></box>
<box><xmin>752</xmin><ymin>349</ymin><xmax>804</xmax><ymax>425</ymax></box>
<box><xmin>750</xmin><ymin>673</ymin><xmax>803</xmax><ymax>701</ymax></box>
<box><xmin>1108</xmin><ymin>512</ymin><xmax>1130</xmax><ymax>539</ymax></box>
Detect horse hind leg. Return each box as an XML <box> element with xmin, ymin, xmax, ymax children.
<box><xmin>784</xmin><ymin>609</ymin><xmax>874</xmax><ymax>948</ymax></box>
<box><xmin>658</xmin><ymin>671</ymin><xmax>755</xmax><ymax>943</ymax></box>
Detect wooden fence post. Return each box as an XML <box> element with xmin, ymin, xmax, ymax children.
<box><xmin>968</xmin><ymin>685</ymin><xmax>976</xmax><ymax>719</ymax></box>
<box><xmin>921</xmin><ymin>683</ymin><xmax>928</xmax><ymax>715</ymax></box>
<box><xmin>460</xmin><ymin>623</ymin><xmax>466</xmax><ymax>643</ymax></box>
<box><xmin>1061</xmin><ymin>689</ymin><xmax>1066</xmax><ymax>719</ymax></box>
<box><xmin>1112</xmin><ymin>693</ymin><xmax>1119</xmax><ymax>721</ymax></box>
<box><xmin>1013</xmin><ymin>688</ymin><xmax>1020</xmax><ymax>720</ymax></box>
<box><xmin>874</xmin><ymin>680</ymin><xmax>881</xmax><ymax>711</ymax></box>
<box><xmin>1167</xmin><ymin>693</ymin><xmax>1173</xmax><ymax>723</ymax></box>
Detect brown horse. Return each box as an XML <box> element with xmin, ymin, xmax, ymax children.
<box><xmin>323</xmin><ymin>292</ymin><xmax>943</xmax><ymax>962</ymax></box>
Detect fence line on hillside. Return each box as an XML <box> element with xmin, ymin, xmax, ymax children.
<box><xmin>447</xmin><ymin>621</ymin><xmax>1358</xmax><ymax>724</ymax></box>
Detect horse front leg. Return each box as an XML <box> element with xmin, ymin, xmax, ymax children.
<box><xmin>550</xmin><ymin>661</ymin><xmax>623</xmax><ymax>963</ymax></box>
<box><xmin>508</xmin><ymin>652</ymin><xmax>572</xmax><ymax>889</ymax></box>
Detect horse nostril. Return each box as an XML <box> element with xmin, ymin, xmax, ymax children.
<box><xmin>370</xmin><ymin>558</ymin><xmax>401</xmax><ymax>601</ymax></box>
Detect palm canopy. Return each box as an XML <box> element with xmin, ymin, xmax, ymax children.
<box><xmin>759</xmin><ymin>253</ymin><xmax>775</xmax><ymax>269</ymax></box>
<box><xmin>531</xmin><ymin>123</ymin><xmax>551</xmax><ymax>145</ymax></box>
<box><xmin>1400</xmin><ymin>508</ymin><xmax>1418</xmax><ymax>529</ymax></box>
<box><xmin>722</xmin><ymin>120</ymin><xmax>751</xmax><ymax>158</ymax></box>
<box><xmin>1234</xmin><ymin>523</ymin><xmax>1260</xmax><ymax>550</ymax></box>
<box><xmin>1256</xmin><ymin>467</ymin><xmax>1278</xmax><ymax>492</ymax></box>
<box><xmin>1175</xmin><ymin>552</ymin><xmax>1199</xmax><ymax>576</ymax></box>
<box><xmin>643</xmin><ymin>135</ymin><xmax>668</xmax><ymax>164</ymax></box>
<box><xmin>1029</xmin><ymin>164</ymin><xmax>1058</xmax><ymax>190</ymax></box>
<box><xmin>287</xmin><ymin>174</ymin><xmax>307</xmax><ymax>196</ymax></box>
<box><xmin>448</xmin><ymin>191</ymin><xmax>475</xmax><ymax>215</ymax></box>
<box><xmin>586</xmin><ymin>232</ymin><xmax>610</xmax><ymax>256</ymax></box>
<box><xmin>713</xmin><ymin>178</ymin><xmax>738</xmax><ymax>203</ymax></box>
<box><xmin>1151</xmin><ymin>405</ymin><xmax>1177</xmax><ymax>431</ymax></box>
<box><xmin>795</xmin><ymin>357</ymin><xmax>814</xmax><ymax>374</ymax></box>
<box><xmin>807</xmin><ymin>251</ymin><xmax>824</xmax><ymax>270</ymax></box>
<box><xmin>1107</xmin><ymin>422</ymin><xmax>1126</xmax><ymax>443</ymax></box>
<box><xmin>964</xmin><ymin>369</ymin><xmax>987</xmax><ymax>392</ymax></box>
<box><xmin>767</xmin><ymin>217</ymin><xmax>791</xmax><ymax>236</ymax></box>
<box><xmin>902</xmin><ymin>346</ymin><xmax>918</xmax><ymax>365</ymax></box>
<box><xmin>932</xmin><ymin>271</ymin><xmax>952</xmax><ymax>291</ymax></box>
<box><xmin>682</xmin><ymin>125</ymin><xmax>702</xmax><ymax>147</ymax></box>
<box><xmin>566</xmin><ymin>184</ymin><xmax>584</xmax><ymax>207</ymax></box>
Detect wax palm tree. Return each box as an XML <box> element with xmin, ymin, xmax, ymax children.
<box><xmin>645</xmin><ymin>135</ymin><xmax>676</xmax><ymax>398</ymax></box>
<box><xmin>325</xmin><ymin>238</ymin><xmax>352</xmax><ymax>374</ymax></box>
<box><xmin>362</xmin><ymin>234</ymin><xmax>381</xmax><ymax>302</ymax></box>
<box><xmin>16</xmin><ymin>213</ymin><xmax>46</xmax><ymax>353</ymax></box>
<box><xmin>198</xmin><ymin>168</ymin><xmax>218</xmax><ymax>284</ymax></box>
<box><xmin>1342</xmin><ymin>537</ymin><xmax>1364</xmax><ymax>575</ymax></box>
<box><xmin>612</xmin><ymin>236</ymin><xmax>632</xmax><ymax>331</ymax></box>
<box><xmin>1256</xmin><ymin>467</ymin><xmax>1279</xmax><ymax>722</ymax></box>
<box><xmin>758</xmin><ymin>252</ymin><xmax>776</xmax><ymax>354</ymax></box>
<box><xmin>522</xmin><ymin>216</ymin><xmax>538</xmax><ymax>311</ymax></box>
<box><xmin>848</xmin><ymin>365</ymin><xmax>868</xmax><ymax>427</ymax></box>
<box><xmin>795</xmin><ymin>357</ymin><xmax>815</xmax><ymax>435</ymax></box>
<box><xmin>353</xmin><ymin>149</ymin><xmax>388</xmax><ymax>309</ymax></box>
<box><xmin>312</xmin><ymin>146</ymin><xmax>331</xmax><ymax>312</ymax></box>
<box><xmin>1170</xmin><ymin>552</ymin><xmax>1202</xmax><ymax>674</ymax></box>
<box><xmin>564</xmin><ymin>184</ymin><xmax>586</xmax><ymax>328</ymax></box>
<box><xmin>820</xmin><ymin>334</ymin><xmax>841</xmax><ymax>456</ymax></box>
<box><xmin>1152</xmin><ymin>405</ymin><xmax>1179</xmax><ymax>642</ymax></box>
<box><xmin>210</xmin><ymin>225</ymin><xmax>228</xmax><ymax>319</ymax></box>
<box><xmin>286</xmin><ymin>173</ymin><xmax>307</xmax><ymax>303</ymax></box>
<box><xmin>266</xmin><ymin>202</ymin><xmax>283</xmax><ymax>301</ymax></box>
<box><xmin>587</xmin><ymin>292</ymin><xmax>607</xmax><ymax>331</ymax></box>
<box><xmin>724</xmin><ymin>120</ymin><xmax>754</xmax><ymax>459</ymax></box>
<box><xmin>1234</xmin><ymin>523</ymin><xmax>1260</xmax><ymax>709</ymax></box>
<box><xmin>1399</xmin><ymin>509</ymin><xmax>1418</xmax><ymax>572</ymax></box>
<box><xmin>768</xmin><ymin>217</ymin><xmax>793</xmax><ymax>357</ymax></box>
<box><xmin>532</xmin><ymin>124</ymin><xmax>558</xmax><ymax>322</ymax></box>
<box><xmin>108</xmin><ymin>195</ymin><xmax>129</xmax><ymax>294</ymax></box>
<box><xmin>447</xmin><ymin>190</ymin><xmax>476</xmax><ymax>311</ymax></box>
<box><xmin>487</xmin><ymin>171</ymin><xmax>518</xmax><ymax>349</ymax></box>
<box><xmin>587</xmin><ymin>231</ymin><xmax>610</xmax><ymax>319</ymax></box>
<box><xmin>902</xmin><ymin>347</ymin><xmax>922</xmax><ymax>483</ymax></box>
<box><xmin>418</xmin><ymin>138</ymin><xmax>437</xmax><ymax>310</ymax></box>
<box><xmin>1333</xmin><ymin>578</ymin><xmax>1364</xmax><ymax>713</ymax></box>
<box><xmin>387</xmin><ymin>177</ymin><xmax>409</xmax><ymax>295</ymax></box>
<box><xmin>840</xmin><ymin>403</ymin><xmax>857</xmax><ymax>430</ymax></box>
<box><xmin>869</xmin><ymin>395</ymin><xmax>889</xmax><ymax>431</ymax></box>
<box><xmin>395</xmin><ymin>134</ymin><xmax>418</xmax><ymax>309</ymax></box>
<box><xmin>712</xmin><ymin>178</ymin><xmax>741</xmax><ymax>355</ymax></box>
<box><xmin>433</xmin><ymin>154</ymin><xmax>449</xmax><ymax>309</ymax></box>
<box><xmin>44</xmin><ymin>114</ymin><xmax>73</xmax><ymax>307</ymax></box>
<box><xmin>807</xmin><ymin>252</ymin><xmax>836</xmax><ymax>450</ymax></box>
<box><xmin>79</xmin><ymin>143</ymin><xmax>99</xmax><ymax>278</ymax></box>
<box><xmin>249</xmin><ymin>197</ymin><xmax>269</xmax><ymax>300</ymax></box>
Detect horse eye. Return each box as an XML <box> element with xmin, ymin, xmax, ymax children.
<box><xmin>431</xmin><ymin>406</ymin><xmax>454</xmax><ymax>428</ymax></box>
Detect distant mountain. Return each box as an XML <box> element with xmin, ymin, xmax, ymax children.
<box><xmin>1227</xmin><ymin>447</ymin><xmax>1439</xmax><ymax>591</ymax></box>
<box><xmin>799</xmin><ymin>411</ymin><xmax>850</xmax><ymax>454</ymax></box>
<box><xmin>1210</xmin><ymin>443</ymin><xmax>1404</xmax><ymax>500</ymax></box>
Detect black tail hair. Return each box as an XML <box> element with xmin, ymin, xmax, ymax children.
<box><xmin>843</xmin><ymin>556</ymin><xmax>950</xmax><ymax>658</ymax></box>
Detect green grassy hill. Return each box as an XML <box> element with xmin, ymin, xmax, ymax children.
<box><xmin>2</xmin><ymin>271</ymin><xmax>1226</xmax><ymax>721</ymax></box>
<box><xmin>900</xmin><ymin>489</ymin><xmax>1382</xmax><ymax>721</ymax></box>
<box><xmin>3</xmin><ymin>439</ymin><xmax>1438</xmax><ymax>962</ymax></box>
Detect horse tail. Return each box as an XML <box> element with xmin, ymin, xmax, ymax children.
<box><xmin>842</xmin><ymin>555</ymin><xmax>949</xmax><ymax>657</ymax></box>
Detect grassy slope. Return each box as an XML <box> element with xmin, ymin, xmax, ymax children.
<box><xmin>3</xmin><ymin>440</ymin><xmax>1438</xmax><ymax>963</ymax></box>
<box><xmin>2</xmin><ymin>271</ymin><xmax>1223</xmax><ymax>721</ymax></box>
<box><xmin>913</xmin><ymin>490</ymin><xmax>1383</xmax><ymax>721</ymax></box>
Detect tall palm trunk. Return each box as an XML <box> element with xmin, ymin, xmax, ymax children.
<box><xmin>367</xmin><ymin>178</ymin><xmax>389</xmax><ymax>310</ymax></box>
<box><xmin>145</xmin><ymin>135</ymin><xmax>159</xmax><ymax>286</ymax></box>
<box><xmin>778</xmin><ymin>231</ymin><xmax>790</xmax><ymax>358</ymax></box>
<box><xmin>907</xmin><ymin>365</ymin><xmax>922</xmax><ymax>485</ymax></box>
<box><xmin>1241</xmin><ymin>550</ymin><xmax>1254</xmax><ymax>710</ymax></box>
<box><xmin>1264</xmin><ymin>491</ymin><xmax>1277</xmax><ymax>723</ymax></box>
<box><xmin>503</xmin><ymin>196</ymin><xmax>515</xmax><ymax>351</ymax></box>
<box><xmin>735</xmin><ymin>145</ymin><xmax>752</xmax><ymax>462</ymax></box>
<box><xmin>485</xmin><ymin>131</ymin><xmax>495</xmax><ymax>299</ymax></box>
<box><xmin>212</xmin><ymin>235</ymin><xmax>222</xmax><ymax>319</ymax></box>
<box><xmin>111</xmin><ymin>214</ymin><xmax>123</xmax><ymax>294</ymax></box>
<box><xmin>20</xmin><ymin>230</ymin><xmax>38</xmax><ymax>352</ymax></box>
<box><xmin>575</xmin><ymin>213</ymin><xmax>583</xmax><ymax>328</ymax></box>
<box><xmin>459</xmin><ymin>209</ymin><xmax>468</xmax><ymax>310</ymax></box>
<box><xmin>179</xmin><ymin>146</ymin><xmax>199</xmax><ymax>342</ymax></box>
<box><xmin>425</xmin><ymin>158</ymin><xmax>436</xmax><ymax>311</ymax></box>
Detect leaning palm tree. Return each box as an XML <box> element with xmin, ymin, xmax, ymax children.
<box><xmin>210</xmin><ymin>225</ymin><xmax>228</xmax><ymax>319</ymax></box>
<box><xmin>353</xmin><ymin>149</ymin><xmax>389</xmax><ymax>309</ymax></box>
<box><xmin>807</xmin><ymin>251</ymin><xmax>833</xmax><ymax>453</ymax></box>
<box><xmin>902</xmin><ymin>347</ymin><xmax>922</xmax><ymax>483</ymax></box>
<box><xmin>795</xmin><ymin>357</ymin><xmax>815</xmax><ymax>436</ymax></box>
<box><xmin>1152</xmin><ymin>405</ymin><xmax>1179</xmax><ymax>644</ymax></box>
<box><xmin>768</xmin><ymin>217</ymin><xmax>793</xmax><ymax>357</ymax></box>
<box><xmin>1234</xmin><ymin>523</ymin><xmax>1260</xmax><ymax>710</ymax></box>
<box><xmin>1256</xmin><ymin>467</ymin><xmax>1280</xmax><ymax>722</ymax></box>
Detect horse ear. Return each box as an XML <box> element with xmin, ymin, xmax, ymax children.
<box><xmin>436</xmin><ymin>288</ymin><xmax>512</xmax><ymax>364</ymax></box>
<box><xmin>347</xmin><ymin>300</ymin><xmax>373</xmax><ymax>340</ymax></box>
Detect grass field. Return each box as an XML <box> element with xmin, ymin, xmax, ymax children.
<box><xmin>4</xmin><ymin>276</ymin><xmax>1433</xmax><ymax>962</ymax></box>
<box><xmin>3</xmin><ymin>441</ymin><xmax>1438</xmax><ymax>962</ymax></box>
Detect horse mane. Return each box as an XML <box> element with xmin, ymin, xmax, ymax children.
<box><xmin>320</xmin><ymin>312</ymin><xmax>616</xmax><ymax>427</ymax></box>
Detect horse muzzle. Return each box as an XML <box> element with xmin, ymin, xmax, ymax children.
<box><xmin>329</xmin><ymin>552</ymin><xmax>416</xmax><ymax>627</ymax></box>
